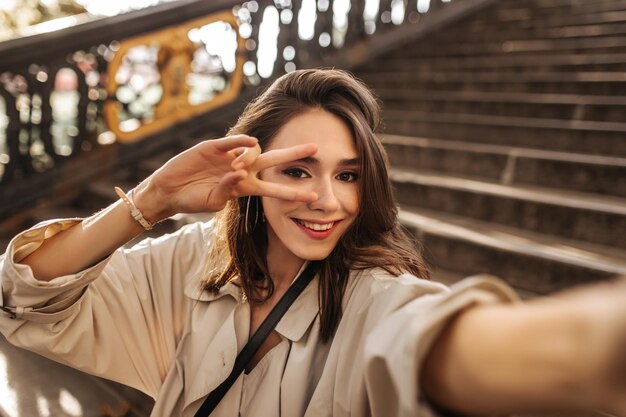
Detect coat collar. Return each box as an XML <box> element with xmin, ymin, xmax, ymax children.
<box><xmin>184</xmin><ymin>278</ymin><xmax>242</xmax><ymax>302</ymax></box>
<box><xmin>184</xmin><ymin>262</ymin><xmax>320</xmax><ymax>343</ymax></box>
<box><xmin>274</xmin><ymin>272</ymin><xmax>319</xmax><ymax>342</ymax></box>
<box><xmin>181</xmin><ymin>263</ymin><xmax>320</xmax><ymax>410</ymax></box>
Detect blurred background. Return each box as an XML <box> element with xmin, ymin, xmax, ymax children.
<box><xmin>0</xmin><ymin>0</ymin><xmax>625</xmax><ymax>415</ymax></box>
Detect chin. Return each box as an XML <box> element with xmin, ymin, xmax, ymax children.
<box><xmin>293</xmin><ymin>246</ymin><xmax>336</xmax><ymax>261</ymax></box>
<box><xmin>304</xmin><ymin>252</ymin><xmax>332</xmax><ymax>261</ymax></box>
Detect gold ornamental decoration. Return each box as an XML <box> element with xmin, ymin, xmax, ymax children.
<box><xmin>104</xmin><ymin>10</ymin><xmax>244</xmax><ymax>142</ymax></box>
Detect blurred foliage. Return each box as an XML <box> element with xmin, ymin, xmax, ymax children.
<box><xmin>0</xmin><ymin>0</ymin><xmax>87</xmax><ymax>41</ymax></box>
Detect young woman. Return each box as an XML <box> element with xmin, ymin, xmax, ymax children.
<box><xmin>0</xmin><ymin>69</ymin><xmax>624</xmax><ymax>417</ymax></box>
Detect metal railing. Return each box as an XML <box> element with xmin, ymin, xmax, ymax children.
<box><xmin>0</xmin><ymin>0</ymin><xmax>492</xmax><ymax>221</ymax></box>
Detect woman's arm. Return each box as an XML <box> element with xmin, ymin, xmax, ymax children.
<box><xmin>421</xmin><ymin>278</ymin><xmax>626</xmax><ymax>416</ymax></box>
<box><xmin>1</xmin><ymin>135</ymin><xmax>320</xmax><ymax>397</ymax></box>
<box><xmin>19</xmin><ymin>135</ymin><xmax>318</xmax><ymax>281</ymax></box>
<box><xmin>21</xmin><ymin>198</ymin><xmax>144</xmax><ymax>281</ymax></box>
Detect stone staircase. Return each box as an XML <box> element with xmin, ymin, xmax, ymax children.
<box><xmin>356</xmin><ymin>0</ymin><xmax>626</xmax><ymax>295</ymax></box>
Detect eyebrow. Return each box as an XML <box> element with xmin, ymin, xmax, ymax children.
<box><xmin>296</xmin><ymin>156</ymin><xmax>359</xmax><ymax>166</ymax></box>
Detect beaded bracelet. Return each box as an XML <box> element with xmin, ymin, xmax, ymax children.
<box><xmin>114</xmin><ymin>186</ymin><xmax>154</xmax><ymax>230</ymax></box>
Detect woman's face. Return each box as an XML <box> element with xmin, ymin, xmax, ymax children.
<box><xmin>260</xmin><ymin>108</ymin><xmax>360</xmax><ymax>263</ymax></box>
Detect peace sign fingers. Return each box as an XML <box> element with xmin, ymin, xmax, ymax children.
<box><xmin>254</xmin><ymin>143</ymin><xmax>318</xmax><ymax>171</ymax></box>
<box><xmin>228</xmin><ymin>141</ymin><xmax>319</xmax><ymax>202</ymax></box>
<box><xmin>250</xmin><ymin>179</ymin><xmax>318</xmax><ymax>203</ymax></box>
<box><xmin>231</xmin><ymin>142</ymin><xmax>262</xmax><ymax>170</ymax></box>
<box><xmin>210</xmin><ymin>134</ymin><xmax>258</xmax><ymax>153</ymax></box>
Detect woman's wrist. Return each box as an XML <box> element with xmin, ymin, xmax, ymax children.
<box><xmin>557</xmin><ymin>281</ymin><xmax>626</xmax><ymax>414</ymax></box>
<box><xmin>132</xmin><ymin>179</ymin><xmax>174</xmax><ymax>225</ymax></box>
<box><xmin>479</xmin><ymin>295</ymin><xmax>620</xmax><ymax>414</ymax></box>
<box><xmin>423</xmin><ymin>299</ymin><xmax>603</xmax><ymax>415</ymax></box>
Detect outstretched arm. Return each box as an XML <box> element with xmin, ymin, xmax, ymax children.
<box><xmin>421</xmin><ymin>278</ymin><xmax>626</xmax><ymax>416</ymax></box>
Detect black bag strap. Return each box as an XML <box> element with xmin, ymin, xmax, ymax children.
<box><xmin>194</xmin><ymin>260</ymin><xmax>322</xmax><ymax>417</ymax></box>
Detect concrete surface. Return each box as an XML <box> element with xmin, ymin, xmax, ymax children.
<box><xmin>0</xmin><ymin>335</ymin><xmax>149</xmax><ymax>417</ymax></box>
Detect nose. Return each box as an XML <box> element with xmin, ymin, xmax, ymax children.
<box><xmin>309</xmin><ymin>178</ymin><xmax>340</xmax><ymax>212</ymax></box>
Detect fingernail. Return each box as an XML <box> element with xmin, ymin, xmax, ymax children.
<box><xmin>233</xmin><ymin>161</ymin><xmax>244</xmax><ymax>170</ymax></box>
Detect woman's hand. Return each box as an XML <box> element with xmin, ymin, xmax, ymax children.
<box><xmin>556</xmin><ymin>276</ymin><xmax>626</xmax><ymax>416</ymax></box>
<box><xmin>133</xmin><ymin>135</ymin><xmax>318</xmax><ymax>222</ymax></box>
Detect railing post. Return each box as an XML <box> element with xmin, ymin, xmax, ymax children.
<box><xmin>74</xmin><ymin>62</ymin><xmax>91</xmax><ymax>156</ymax></box>
<box><xmin>314</xmin><ymin>0</ymin><xmax>334</xmax><ymax>58</ymax></box>
<box><xmin>0</xmin><ymin>87</ymin><xmax>19</xmax><ymax>183</ymax></box>
<box><xmin>346</xmin><ymin>0</ymin><xmax>366</xmax><ymax>44</ymax></box>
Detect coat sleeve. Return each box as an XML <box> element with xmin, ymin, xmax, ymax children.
<box><xmin>0</xmin><ymin>218</ymin><xmax>215</xmax><ymax>399</ymax></box>
<box><xmin>319</xmin><ymin>270</ymin><xmax>519</xmax><ymax>417</ymax></box>
<box><xmin>361</xmin><ymin>274</ymin><xmax>520</xmax><ymax>417</ymax></box>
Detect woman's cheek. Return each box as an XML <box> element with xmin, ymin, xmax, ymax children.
<box><xmin>338</xmin><ymin>183</ymin><xmax>360</xmax><ymax>215</ymax></box>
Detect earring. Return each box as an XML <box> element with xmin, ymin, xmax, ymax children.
<box><xmin>245</xmin><ymin>196</ymin><xmax>253</xmax><ymax>234</ymax></box>
<box><xmin>245</xmin><ymin>196</ymin><xmax>260</xmax><ymax>234</ymax></box>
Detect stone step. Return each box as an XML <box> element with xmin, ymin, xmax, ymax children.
<box><xmin>398</xmin><ymin>36</ymin><xmax>626</xmax><ymax>57</ymax></box>
<box><xmin>493</xmin><ymin>9</ymin><xmax>626</xmax><ymax>29</ymax></box>
<box><xmin>390</xmin><ymin>169</ymin><xmax>626</xmax><ymax>249</ymax></box>
<box><xmin>361</xmin><ymin>73</ymin><xmax>626</xmax><ymax>96</ymax></box>
<box><xmin>382</xmin><ymin>109</ymin><xmax>626</xmax><ymax>157</ymax></box>
<box><xmin>376</xmin><ymin>89</ymin><xmax>626</xmax><ymax>106</ymax></box>
<box><xmin>433</xmin><ymin>22</ymin><xmax>626</xmax><ymax>44</ymax></box>
<box><xmin>505</xmin><ymin>0</ymin><xmax>620</xmax><ymax>6</ymax></box>
<box><xmin>526</xmin><ymin>0</ymin><xmax>620</xmax><ymax>6</ymax></box>
<box><xmin>361</xmin><ymin>70</ymin><xmax>626</xmax><ymax>84</ymax></box>
<box><xmin>421</xmin><ymin>4</ymin><xmax>626</xmax><ymax>47</ymax></box>
<box><xmin>377</xmin><ymin>92</ymin><xmax>626</xmax><ymax>123</ymax></box>
<box><xmin>456</xmin><ymin>5</ymin><xmax>626</xmax><ymax>31</ymax></box>
<box><xmin>382</xmin><ymin>134</ymin><xmax>626</xmax><ymax>199</ymax></box>
<box><xmin>496</xmin><ymin>0</ymin><xmax>626</xmax><ymax>16</ymax></box>
<box><xmin>364</xmin><ymin>52</ymin><xmax>626</xmax><ymax>72</ymax></box>
<box><xmin>429</xmin><ymin>269</ymin><xmax>538</xmax><ymax>300</ymax></box>
<box><xmin>398</xmin><ymin>206</ymin><xmax>626</xmax><ymax>294</ymax></box>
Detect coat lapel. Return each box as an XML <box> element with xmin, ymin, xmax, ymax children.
<box><xmin>181</xmin><ymin>266</ymin><xmax>322</xmax><ymax>415</ymax></box>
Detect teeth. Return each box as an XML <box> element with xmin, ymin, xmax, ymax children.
<box><xmin>296</xmin><ymin>219</ymin><xmax>334</xmax><ymax>231</ymax></box>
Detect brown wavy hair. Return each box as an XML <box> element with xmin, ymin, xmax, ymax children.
<box><xmin>202</xmin><ymin>69</ymin><xmax>430</xmax><ymax>342</ymax></box>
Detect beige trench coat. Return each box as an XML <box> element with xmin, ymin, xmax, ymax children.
<box><xmin>0</xmin><ymin>219</ymin><xmax>518</xmax><ymax>417</ymax></box>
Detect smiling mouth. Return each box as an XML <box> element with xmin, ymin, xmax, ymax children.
<box><xmin>292</xmin><ymin>218</ymin><xmax>336</xmax><ymax>231</ymax></box>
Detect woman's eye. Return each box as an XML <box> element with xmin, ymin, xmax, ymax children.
<box><xmin>337</xmin><ymin>172</ymin><xmax>358</xmax><ymax>182</ymax></box>
<box><xmin>282</xmin><ymin>168</ymin><xmax>310</xmax><ymax>179</ymax></box>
